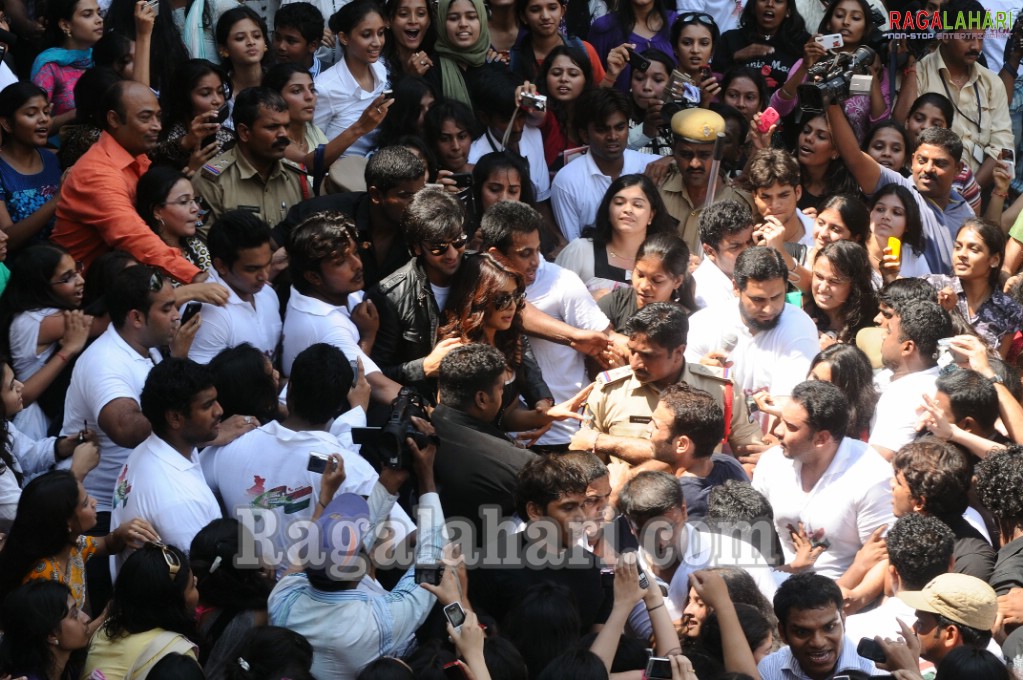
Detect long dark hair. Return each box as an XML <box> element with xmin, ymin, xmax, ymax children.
<box><xmin>809</xmin><ymin>343</ymin><xmax>878</xmax><ymax>436</ymax></box>
<box><xmin>190</xmin><ymin>519</ymin><xmax>274</xmax><ymax>611</ymax></box>
<box><xmin>103</xmin><ymin>543</ymin><xmax>199</xmax><ymax>642</ymax></box>
<box><xmin>536</xmin><ymin>44</ymin><xmax>593</xmax><ymax>135</ymax></box>
<box><xmin>805</xmin><ymin>240</ymin><xmax>878</xmax><ymax>343</ymax></box>
<box><xmin>216</xmin><ymin>6</ymin><xmax>270</xmax><ymax>73</ymax></box>
<box><xmin>0</xmin><ymin>471</ymin><xmax>81</xmax><ymax>601</ymax></box>
<box><xmin>957</xmin><ymin>218</ymin><xmax>1005</xmax><ymax>290</ymax></box>
<box><xmin>737</xmin><ymin>0</ymin><xmax>808</xmax><ymax>52</ymax></box>
<box><xmin>135</xmin><ymin>166</ymin><xmax>207</xmax><ymax>266</ymax></box>
<box><xmin>0</xmin><ymin>581</ymin><xmax>85</xmax><ymax>680</ymax></box>
<box><xmin>376</xmin><ymin>76</ymin><xmax>439</xmax><ymax>148</ymax></box>
<box><xmin>870</xmin><ymin>183</ymin><xmax>924</xmax><ymax>256</ymax></box>
<box><xmin>634</xmin><ymin>232</ymin><xmax>697</xmax><ymax>311</ymax></box>
<box><xmin>382</xmin><ymin>0</ymin><xmax>437</xmax><ymax>75</ymax></box>
<box><xmin>816</xmin><ymin>0</ymin><xmax>879</xmax><ymax>42</ymax></box>
<box><xmin>0</xmin><ymin>244</ymin><xmax>76</xmax><ymax>358</ymax></box>
<box><xmin>818</xmin><ymin>194</ymin><xmax>870</xmax><ymax>244</ymax></box>
<box><xmin>103</xmin><ymin>0</ymin><xmax>191</xmax><ymax>93</ymax></box>
<box><xmin>608</xmin><ymin>0</ymin><xmax>672</xmax><ymax>44</ymax></box>
<box><xmin>587</xmin><ymin>173</ymin><xmax>676</xmax><ymax>246</ymax></box>
<box><xmin>161</xmin><ymin>59</ymin><xmax>231</xmax><ymax>130</ymax></box>
<box><xmin>796</xmin><ymin>113</ymin><xmax>860</xmax><ymax>201</ymax></box>
<box><xmin>512</xmin><ymin>0</ymin><xmax>569</xmax><ymax>82</ymax></box>
<box><xmin>471</xmin><ymin>151</ymin><xmax>537</xmax><ymax>211</ymax></box>
<box><xmin>439</xmin><ymin>252</ymin><xmax>526</xmax><ymax>369</ymax></box>
<box><xmin>0</xmin><ymin>82</ymin><xmax>48</xmax><ymax>148</ymax></box>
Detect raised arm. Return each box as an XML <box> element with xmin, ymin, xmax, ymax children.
<box><xmin>826</xmin><ymin>101</ymin><xmax>882</xmax><ymax>194</ymax></box>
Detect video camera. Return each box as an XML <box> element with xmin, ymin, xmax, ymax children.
<box><xmin>797</xmin><ymin>45</ymin><xmax>877</xmax><ymax>111</ymax></box>
<box><xmin>352</xmin><ymin>387</ymin><xmax>430</xmax><ymax>469</ymax></box>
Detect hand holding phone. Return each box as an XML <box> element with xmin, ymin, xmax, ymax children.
<box><xmin>856</xmin><ymin>637</ymin><xmax>887</xmax><ymax>663</ymax></box>
<box><xmin>757</xmin><ymin>106</ymin><xmax>780</xmax><ymax>134</ymax></box>
<box><xmin>626</xmin><ymin>47</ymin><xmax>650</xmax><ymax>72</ymax></box>
<box><xmin>887</xmin><ymin>236</ymin><xmax>901</xmax><ymax>260</ymax></box>
<box><xmin>180</xmin><ymin>301</ymin><xmax>201</xmax><ymax>325</ymax></box>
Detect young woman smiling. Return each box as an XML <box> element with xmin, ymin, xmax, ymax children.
<box><xmin>383</xmin><ymin>0</ymin><xmax>436</xmax><ymax>79</ymax></box>
<box><xmin>866</xmin><ymin>183</ymin><xmax>929</xmax><ymax>287</ymax></box>
<box><xmin>510</xmin><ymin>0</ymin><xmax>605</xmax><ymax>84</ymax></box>
<box><xmin>803</xmin><ymin>239</ymin><xmax>877</xmax><ymax>349</ymax></box>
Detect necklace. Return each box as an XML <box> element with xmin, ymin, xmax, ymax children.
<box><xmin>289</xmin><ymin>135</ymin><xmax>308</xmax><ymax>154</ymax></box>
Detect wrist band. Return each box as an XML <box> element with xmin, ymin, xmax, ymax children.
<box><xmin>56</xmin><ymin>351</ymin><xmax>69</xmax><ymax>362</ymax></box>
<box><xmin>317</xmin><ymin>498</ymin><xmax>328</xmax><ymax>509</ymax></box>
<box><xmin>993</xmin><ymin>191</ymin><xmax>1009</xmax><ymax>199</ymax></box>
<box><xmin>647</xmin><ymin>602</ymin><xmax>664</xmax><ymax>612</ymax></box>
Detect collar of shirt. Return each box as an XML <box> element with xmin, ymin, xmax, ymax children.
<box><xmin>933</xmin><ymin>48</ymin><xmax>979</xmax><ymax>89</ymax></box>
<box><xmin>584</xmin><ymin>149</ymin><xmax>616</xmax><ymax>179</ymax></box>
<box><xmin>206</xmin><ymin>267</ymin><xmax>249</xmax><ymax>307</ymax></box>
<box><xmin>792</xmin><ymin>437</ymin><xmax>866</xmax><ymax>488</ymax></box>
<box><xmin>235</xmin><ymin>146</ymin><xmax>285</xmax><ymax>182</ymax></box>
<box><xmin>288</xmin><ymin>285</ymin><xmax>349</xmax><ymax>319</ymax></box>
<box><xmin>777</xmin><ymin>637</ymin><xmax>875</xmax><ymax>679</ymax></box>
<box><xmin>336</xmin><ymin>58</ymin><xmax>386</xmax><ymax>100</ymax></box>
<box><xmin>97</xmin><ymin>131</ymin><xmax>151</xmax><ymax>175</ymax></box>
<box><xmin>108</xmin><ymin>325</ymin><xmax>161</xmax><ymax>364</ymax></box>
<box><xmin>260</xmin><ymin>420</ymin><xmax>340</xmax><ymax>446</ymax></box>
<box><xmin>143</xmin><ymin>432</ymin><xmax>200</xmax><ymax>471</ymax></box>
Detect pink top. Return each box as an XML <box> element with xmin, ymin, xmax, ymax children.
<box><xmin>32</xmin><ymin>61</ymin><xmax>85</xmax><ymax>116</ymax></box>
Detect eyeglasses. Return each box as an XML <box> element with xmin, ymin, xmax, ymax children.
<box><xmin>491</xmin><ymin>291</ymin><xmax>525</xmax><ymax>311</ymax></box>
<box><xmin>160</xmin><ymin>195</ymin><xmax>200</xmax><ymax>208</ymax></box>
<box><xmin>150</xmin><ymin>541</ymin><xmax>181</xmax><ymax>580</ymax></box>
<box><xmin>424</xmin><ymin>234</ymin><xmax>468</xmax><ymax>256</ymax></box>
<box><xmin>50</xmin><ymin>261</ymin><xmax>84</xmax><ymax>286</ymax></box>
<box><xmin>677</xmin><ymin>11</ymin><xmax>716</xmax><ymax>27</ymax></box>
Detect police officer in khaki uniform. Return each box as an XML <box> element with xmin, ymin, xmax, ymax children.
<box><xmin>570</xmin><ymin>302</ymin><xmax>763</xmax><ymax>486</ymax></box>
<box><xmin>658</xmin><ymin>108</ymin><xmax>754</xmax><ymax>253</ymax></box>
<box><xmin>192</xmin><ymin>87</ymin><xmax>307</xmax><ymax>230</ymax></box>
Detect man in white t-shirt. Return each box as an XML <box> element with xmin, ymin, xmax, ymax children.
<box><xmin>551</xmin><ymin>88</ymin><xmax>660</xmax><ymax>241</ymax></box>
<box><xmin>753</xmin><ymin>381</ymin><xmax>894</xmax><ymax>585</ymax></box>
<box><xmin>869</xmin><ymin>298</ymin><xmax>952</xmax><ymax>460</ymax></box>
<box><xmin>478</xmin><ymin>201</ymin><xmax>613</xmax><ymax>449</ymax></box>
<box><xmin>692</xmin><ymin>200</ymin><xmax>755</xmax><ymax>310</ymax></box>
<box><xmin>686</xmin><ymin>246</ymin><xmax>818</xmax><ymax>439</ymax></box>
<box><xmin>111</xmin><ymin>358</ymin><xmax>223</xmax><ymax>557</ymax></box>
<box><xmin>189</xmin><ymin>210</ymin><xmax>282</xmax><ymax>364</ymax></box>
<box><xmin>282</xmin><ymin>211</ymin><xmax>401</xmax><ymax>406</ymax></box>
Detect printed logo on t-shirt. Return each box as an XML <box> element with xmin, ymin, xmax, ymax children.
<box><xmin>246</xmin><ymin>475</ymin><xmax>314</xmax><ymax>514</ymax></box>
<box><xmin>112</xmin><ymin>466</ymin><xmax>132</xmax><ymax>509</ymax></box>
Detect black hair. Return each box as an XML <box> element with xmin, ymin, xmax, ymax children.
<box><xmin>161</xmin><ymin>59</ymin><xmax>230</xmax><ymax>129</ymax></box>
<box><xmin>916</xmin><ymin>126</ymin><xmax>964</xmax><ymax>164</ymax></box>
<box><xmin>91</xmin><ymin>31</ymin><xmax>134</xmax><ymax>74</ymax></box>
<box><xmin>274</xmin><ymin>2</ymin><xmax>325</xmax><ymax>43</ymax></box>
<box><xmin>935</xmin><ymin>647</ymin><xmax>1010</xmax><ymax>680</ymax></box>
<box><xmin>393</xmin><ymin>134</ymin><xmax>438</xmax><ymax>181</ymax></box>
<box><xmin>700</xmin><ymin>602</ymin><xmax>773</xmax><ymax>664</ymax></box>
<box><xmin>103</xmin><ymin>0</ymin><xmax>191</xmax><ymax>93</ymax></box>
<box><xmin>885</xmin><ymin>513</ymin><xmax>954</xmax><ymax>591</ymax></box>
<box><xmin>936</xmin><ymin>368</ymin><xmax>998</xmax><ymax>433</ymax></box>
<box><xmin>376</xmin><ymin>76</ymin><xmax>440</xmax><ymax>148</ymax></box>
<box><xmin>670</xmin><ymin>11</ymin><xmax>720</xmax><ymax>51</ymax></box>
<box><xmin>622</xmin><ymin>301</ymin><xmax>689</xmax><ymax>352</ymax></box>
<box><xmin>136</xmin><ymin>165</ymin><xmax>189</xmax><ymax>230</ymax></box>
<box><xmin>514</xmin><ymin>455</ymin><xmax>588</xmax><ymax>520</ymax></box>
<box><xmin>81</xmin><ymin>250</ymin><xmax>135</xmax><ymax>318</ymax></box>
<box><xmin>357</xmin><ymin>657</ymin><xmax>416</xmax><ymax>680</ymax></box>
<box><xmin>862</xmin><ymin>120</ymin><xmax>910</xmax><ymax>164</ymax></box>
<box><xmin>707</xmin><ymin>480</ymin><xmax>774</xmax><ymax>525</ymax></box>
<box><xmin>772</xmin><ymin>572</ymin><xmax>843</xmax><ymax>630</ymax></box>
<box><xmin>148</xmin><ymin>653</ymin><xmax>206</xmax><ymax>680</ymax></box>
<box><xmin>893</xmin><ymin>440</ymin><xmax>972</xmax><ymax>522</ymax></box>
<box><xmin>216</xmin><ymin>5</ymin><xmax>270</xmax><ymax>57</ymax></box>
<box><xmin>0</xmin><ymin>580</ymin><xmax>83</xmax><ymax>680</ymax></box>
<box><xmin>894</xmin><ymin>299</ymin><xmax>952</xmax><ymax>366</ymax></box>
<box><xmin>189</xmin><ymin>518</ymin><xmax>274</xmax><ymax>612</ymax></box>
<box><xmin>737</xmin><ymin>0</ymin><xmax>808</xmax><ymax>67</ymax></box>
<box><xmin>733</xmin><ymin>246</ymin><xmax>787</xmax><ymax>291</ymax></box>
<box><xmin>287</xmin><ymin>211</ymin><xmax>360</xmax><ymax>296</ymax></box>
<box><xmin>100</xmin><ymin>79</ymin><xmax>131</xmax><ymax>130</ymax></box>
<box><xmin>484</xmin><ymin>636</ymin><xmax>530</xmax><ymax>680</ymax></box>
<box><xmin>437</xmin><ymin>343</ymin><xmax>508</xmax><ymax>411</ymax></box>
<box><xmin>908</xmin><ymin>93</ymin><xmax>954</xmax><ymax>132</ymax></box>
<box><xmin>933</xmin><ymin>613</ymin><xmax>992</xmax><ymax>649</ymax></box>
<box><xmin>208</xmin><ymin>343</ymin><xmax>279</xmax><ymax>424</ymax></box>
<box><xmin>628</xmin><ymin>48</ymin><xmax>675</xmax><ymax>121</ymax></box>
<box><xmin>809</xmin><ymin>344</ymin><xmax>878</xmax><ymax>436</ymax></box>
<box><xmin>790</xmin><ymin>380</ymin><xmax>849</xmax><ymax>442</ymax></box>
<box><xmin>878</xmin><ymin>276</ymin><xmax>937</xmax><ymax>309</ymax></box>
<box><xmin>0</xmin><ymin>245</ymin><xmax>76</xmax><ymax>349</ymax></box>
<box><xmin>262</xmin><ymin>61</ymin><xmax>312</xmax><ymax>93</ymax></box>
<box><xmin>382</xmin><ymin>0</ymin><xmax>437</xmax><ymax>73</ymax></box>
<box><xmin>365</xmin><ymin>145</ymin><xmax>427</xmax><ymax>194</ymax></box>
<box><xmin>140</xmin><ymin>358</ymin><xmax>216</xmax><ymax>438</ymax></box>
<box><xmin>870</xmin><ymin>183</ymin><xmax>925</xmax><ymax>256</ymax></box>
<box><xmin>818</xmin><ymin>194</ymin><xmax>870</xmax><ymax>243</ymax></box>
<box><xmin>422</xmin><ymin>99</ymin><xmax>480</xmax><ymax>168</ymax></box>
<box><xmin>225</xmin><ymin>626</ymin><xmax>315</xmax><ymax>680</ymax></box>
<box><xmin>589</xmin><ymin>173</ymin><xmax>675</xmax><ymax>246</ymax></box>
<box><xmin>401</xmin><ymin>186</ymin><xmax>465</xmax><ymax>248</ymax></box>
<box><xmin>617</xmin><ymin>470</ymin><xmax>685</xmax><ymax>532</ymax></box>
<box><xmin>503</xmin><ymin>582</ymin><xmax>582</xmax><ymax>680</ymax></box>
<box><xmin>207</xmin><ymin>209</ymin><xmax>273</xmax><ymax>269</ymax></box>
<box><xmin>698</xmin><ymin>200</ymin><xmax>753</xmax><ymax>251</ymax></box>
<box><xmin>105</xmin><ymin>265</ymin><xmax>163</xmax><ymax>329</ymax></box>
<box><xmin>536</xmin><ymin>44</ymin><xmax>594</xmax><ymax>136</ymax></box>
<box><xmin>573</xmin><ymin>87</ymin><xmax>631</xmax><ymax>135</ymax></box>
<box><xmin>557</xmin><ymin>451</ymin><xmax>609</xmax><ymax>484</ymax></box>
<box><xmin>73</xmin><ymin>66</ymin><xmax>124</xmax><ymax>127</ymax></box>
<box><xmin>45</xmin><ymin>0</ymin><xmax>87</xmax><ymax>46</ymax></box>
<box><xmin>805</xmin><ymin>240</ymin><xmax>878</xmax><ymax>344</ymax></box>
<box><xmin>635</xmin><ymin>232</ymin><xmax>697</xmax><ymax>310</ymax></box>
<box><xmin>956</xmin><ymin>219</ymin><xmax>1005</xmax><ymax>290</ymax></box>
<box><xmin>288</xmin><ymin>343</ymin><xmax>354</xmax><ymax>424</ymax></box>
<box><xmin>709</xmin><ymin>102</ymin><xmax>750</xmax><ymax>162</ymax></box>
<box><xmin>975</xmin><ymin>446</ymin><xmax>1023</xmax><ymax>527</ymax></box>
<box><xmin>478</xmin><ymin>201</ymin><xmax>544</xmax><ymax>253</ymax></box>
<box><xmin>816</xmin><ymin>0</ymin><xmax>878</xmax><ymax>40</ymax></box>
<box><xmin>232</xmin><ymin>87</ymin><xmax>287</xmax><ymax>130</ymax></box>
<box><xmin>0</xmin><ymin>82</ymin><xmax>48</xmax><ymax>145</ymax></box>
<box><xmin>720</xmin><ymin>67</ymin><xmax>769</xmax><ymax>117</ymax></box>
<box><xmin>534</xmin><ymin>648</ymin><xmax>608</xmax><ymax>680</ymax></box>
<box><xmin>329</xmin><ymin>0</ymin><xmax>385</xmax><ymax>35</ymax></box>
<box><xmin>658</xmin><ymin>383</ymin><xmax>724</xmax><ymax>458</ymax></box>
<box><xmin>103</xmin><ymin>543</ymin><xmax>199</xmax><ymax>642</ymax></box>
<box><xmin>471</xmin><ymin>151</ymin><xmax>537</xmax><ymax>212</ymax></box>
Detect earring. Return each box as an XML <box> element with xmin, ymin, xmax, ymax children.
<box><xmin>50</xmin><ymin>637</ymin><xmax>59</xmax><ymax>646</ymax></box>
<box><xmin>156</xmin><ymin>215</ymin><xmax>164</xmax><ymax>227</ymax></box>
<box><xmin>62</xmin><ymin>28</ymin><xmax>71</xmax><ymax>37</ymax></box>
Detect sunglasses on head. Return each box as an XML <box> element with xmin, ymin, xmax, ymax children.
<box><xmin>491</xmin><ymin>291</ymin><xmax>525</xmax><ymax>311</ymax></box>
<box><xmin>677</xmin><ymin>11</ymin><xmax>716</xmax><ymax>27</ymax></box>
<box><xmin>149</xmin><ymin>271</ymin><xmax>165</xmax><ymax>292</ymax></box>
<box><xmin>149</xmin><ymin>541</ymin><xmax>181</xmax><ymax>580</ymax></box>
<box><xmin>425</xmin><ymin>234</ymin><xmax>468</xmax><ymax>256</ymax></box>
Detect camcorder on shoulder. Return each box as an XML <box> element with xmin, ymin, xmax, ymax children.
<box><xmin>797</xmin><ymin>46</ymin><xmax>877</xmax><ymax>111</ymax></box>
<box><xmin>353</xmin><ymin>386</ymin><xmax>430</xmax><ymax>470</ymax></box>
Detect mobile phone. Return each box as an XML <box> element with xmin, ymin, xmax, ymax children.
<box><xmin>1001</xmin><ymin>147</ymin><xmax>1015</xmax><ymax>176</ymax></box>
<box><xmin>307</xmin><ymin>451</ymin><xmax>329</xmax><ymax>473</ymax></box>
<box><xmin>443</xmin><ymin>602</ymin><xmax>467</xmax><ymax>629</ymax></box>
<box><xmin>816</xmin><ymin>33</ymin><xmax>844</xmax><ymax>49</ymax></box>
<box><xmin>856</xmin><ymin>637</ymin><xmax>887</xmax><ymax>663</ymax></box>
<box><xmin>200</xmin><ymin>104</ymin><xmax>231</xmax><ymax>148</ymax></box>
<box><xmin>887</xmin><ymin>236</ymin><xmax>901</xmax><ymax>259</ymax></box>
<box><xmin>382</xmin><ymin>88</ymin><xmax>393</xmax><ymax>101</ymax></box>
<box><xmin>626</xmin><ymin>47</ymin><xmax>650</xmax><ymax>72</ymax></box>
<box><xmin>451</xmin><ymin>172</ymin><xmax>473</xmax><ymax>189</ymax></box>
<box><xmin>0</xmin><ymin>45</ymin><xmax>7</xmax><ymax>62</ymax></box>
<box><xmin>144</xmin><ymin>0</ymin><xmax>159</xmax><ymax>8</ymax></box>
<box><xmin>443</xmin><ymin>662</ymin><xmax>470</xmax><ymax>680</ymax></box>
<box><xmin>645</xmin><ymin>657</ymin><xmax>672</xmax><ymax>680</ymax></box>
<box><xmin>180</xmin><ymin>301</ymin><xmax>201</xmax><ymax>325</ymax></box>
<box><xmin>414</xmin><ymin>563</ymin><xmax>443</xmax><ymax>585</ymax></box>
<box><xmin>599</xmin><ymin>566</ymin><xmax>650</xmax><ymax>590</ymax></box>
<box><xmin>758</xmin><ymin>106</ymin><xmax>780</xmax><ymax>134</ymax></box>
<box><xmin>698</xmin><ymin>64</ymin><xmax>712</xmax><ymax>81</ymax></box>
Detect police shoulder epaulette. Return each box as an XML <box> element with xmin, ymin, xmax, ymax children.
<box><xmin>688</xmin><ymin>362</ymin><xmax>730</xmax><ymax>382</ymax></box>
<box><xmin>281</xmin><ymin>158</ymin><xmax>307</xmax><ymax>173</ymax></box>
<box><xmin>595</xmin><ymin>365</ymin><xmax>633</xmax><ymax>387</ymax></box>
<box><xmin>201</xmin><ymin>157</ymin><xmax>232</xmax><ymax>179</ymax></box>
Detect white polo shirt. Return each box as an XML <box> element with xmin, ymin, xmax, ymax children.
<box><xmin>524</xmin><ymin>259</ymin><xmax>610</xmax><ymax>445</ymax></box>
<box><xmin>281</xmin><ymin>287</ymin><xmax>381</xmax><ymax>377</ymax></box>
<box><xmin>868</xmin><ymin>367</ymin><xmax>941</xmax><ymax>455</ymax></box>
<box><xmin>201</xmin><ymin>421</ymin><xmax>381</xmax><ymax>574</ymax></box>
<box><xmin>313</xmin><ymin>58</ymin><xmax>387</xmax><ymax>156</ymax></box>
<box><xmin>111</xmin><ymin>433</ymin><xmax>221</xmax><ymax>554</ymax></box>
<box><xmin>468</xmin><ymin>126</ymin><xmax>551</xmax><ymax>202</ymax></box>
<box><xmin>685</xmin><ymin>301</ymin><xmax>819</xmax><ymax>399</ymax></box>
<box><xmin>61</xmin><ymin>326</ymin><xmax>162</xmax><ymax>512</ymax></box>
<box><xmin>691</xmin><ymin>258</ymin><xmax>736</xmax><ymax>310</ymax></box>
<box><xmin>188</xmin><ymin>269</ymin><xmax>283</xmax><ymax>364</ymax></box>
<box><xmin>550</xmin><ymin>149</ymin><xmax>661</xmax><ymax>241</ymax></box>
<box><xmin>752</xmin><ymin>437</ymin><xmax>895</xmax><ymax>580</ymax></box>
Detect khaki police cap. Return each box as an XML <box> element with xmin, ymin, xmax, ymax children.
<box><xmin>671</xmin><ymin>109</ymin><xmax>725</xmax><ymax>143</ymax></box>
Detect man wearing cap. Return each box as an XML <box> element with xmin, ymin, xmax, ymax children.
<box><xmin>657</xmin><ymin>108</ymin><xmax>753</xmax><ymax>254</ymax></box>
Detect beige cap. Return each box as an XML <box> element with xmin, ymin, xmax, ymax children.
<box><xmin>671</xmin><ymin>109</ymin><xmax>725</xmax><ymax>143</ymax></box>
<box><xmin>897</xmin><ymin>573</ymin><xmax>997</xmax><ymax>631</ymax></box>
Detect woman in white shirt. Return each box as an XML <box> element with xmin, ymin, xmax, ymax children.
<box><xmin>867</xmin><ymin>183</ymin><xmax>931</xmax><ymax>289</ymax></box>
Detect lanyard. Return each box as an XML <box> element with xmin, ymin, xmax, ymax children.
<box><xmin>939</xmin><ymin>73</ymin><xmax>983</xmax><ymax>132</ymax></box>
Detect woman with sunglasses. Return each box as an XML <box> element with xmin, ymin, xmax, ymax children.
<box><xmin>0</xmin><ymin>470</ymin><xmax>158</xmax><ymax>611</ymax></box>
<box><xmin>0</xmin><ymin>244</ymin><xmax>103</xmax><ymax>439</ymax></box>
<box><xmin>136</xmin><ymin>166</ymin><xmax>211</xmax><ymax>274</ymax></box>
<box><xmin>438</xmin><ymin>253</ymin><xmax>586</xmax><ymax>439</ymax></box>
<box><xmin>712</xmin><ymin>0</ymin><xmax>809</xmax><ymax>94</ymax></box>
<box><xmin>589</xmin><ymin>0</ymin><xmax>676</xmax><ymax>93</ymax></box>
<box><xmin>769</xmin><ymin>0</ymin><xmax>887</xmax><ymax>142</ymax></box>
<box><xmin>671</xmin><ymin>12</ymin><xmax>721</xmax><ymax>103</ymax></box>
<box><xmin>555</xmin><ymin>173</ymin><xmax>676</xmax><ymax>299</ymax></box>
<box><xmin>83</xmin><ymin>542</ymin><xmax>200</xmax><ymax>680</ymax></box>
<box><xmin>0</xmin><ymin>580</ymin><xmax>93</xmax><ymax>680</ymax></box>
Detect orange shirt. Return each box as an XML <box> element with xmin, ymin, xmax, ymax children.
<box><xmin>51</xmin><ymin>132</ymin><xmax>200</xmax><ymax>284</ymax></box>
<box><xmin>24</xmin><ymin>535</ymin><xmax>98</xmax><ymax>609</ymax></box>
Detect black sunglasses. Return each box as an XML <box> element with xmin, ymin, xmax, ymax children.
<box><xmin>677</xmin><ymin>11</ymin><xmax>716</xmax><ymax>27</ymax></box>
<box><xmin>491</xmin><ymin>291</ymin><xmax>526</xmax><ymax>311</ymax></box>
<box><xmin>425</xmin><ymin>234</ymin><xmax>469</xmax><ymax>256</ymax></box>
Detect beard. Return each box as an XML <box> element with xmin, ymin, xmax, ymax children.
<box><xmin>740</xmin><ymin>303</ymin><xmax>783</xmax><ymax>333</ymax></box>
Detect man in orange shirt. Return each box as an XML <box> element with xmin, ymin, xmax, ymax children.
<box><xmin>52</xmin><ymin>81</ymin><xmax>204</xmax><ymax>284</ymax></box>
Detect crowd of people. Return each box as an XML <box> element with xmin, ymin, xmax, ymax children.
<box><xmin>0</xmin><ymin>0</ymin><xmax>1020</xmax><ymax>677</ymax></box>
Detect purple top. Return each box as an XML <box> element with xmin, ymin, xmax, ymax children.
<box><xmin>589</xmin><ymin>10</ymin><xmax>678</xmax><ymax>93</ymax></box>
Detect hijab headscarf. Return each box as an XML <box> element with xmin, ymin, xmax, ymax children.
<box><xmin>434</xmin><ymin>0</ymin><xmax>490</xmax><ymax>112</ymax></box>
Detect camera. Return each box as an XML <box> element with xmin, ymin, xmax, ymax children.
<box><xmin>599</xmin><ymin>566</ymin><xmax>650</xmax><ymax>590</ymax></box>
<box><xmin>520</xmin><ymin>91</ymin><xmax>547</xmax><ymax>112</ymax></box>
<box><xmin>414</xmin><ymin>563</ymin><xmax>443</xmax><ymax>585</ymax></box>
<box><xmin>645</xmin><ymin>657</ymin><xmax>672</xmax><ymax>680</ymax></box>
<box><xmin>307</xmin><ymin>451</ymin><xmax>330</xmax><ymax>474</ymax></box>
<box><xmin>797</xmin><ymin>45</ymin><xmax>876</xmax><ymax>111</ymax></box>
<box><xmin>352</xmin><ymin>387</ymin><xmax>430</xmax><ymax>469</ymax></box>
<box><xmin>626</xmin><ymin>47</ymin><xmax>651</xmax><ymax>72</ymax></box>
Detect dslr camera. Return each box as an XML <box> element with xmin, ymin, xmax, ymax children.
<box><xmin>797</xmin><ymin>45</ymin><xmax>877</xmax><ymax>111</ymax></box>
<box><xmin>352</xmin><ymin>387</ymin><xmax>430</xmax><ymax>469</ymax></box>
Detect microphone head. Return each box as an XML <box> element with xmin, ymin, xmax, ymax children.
<box><xmin>721</xmin><ymin>331</ymin><xmax>739</xmax><ymax>353</ymax></box>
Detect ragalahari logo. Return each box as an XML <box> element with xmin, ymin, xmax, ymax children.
<box><xmin>888</xmin><ymin>9</ymin><xmax>1016</xmax><ymax>33</ymax></box>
